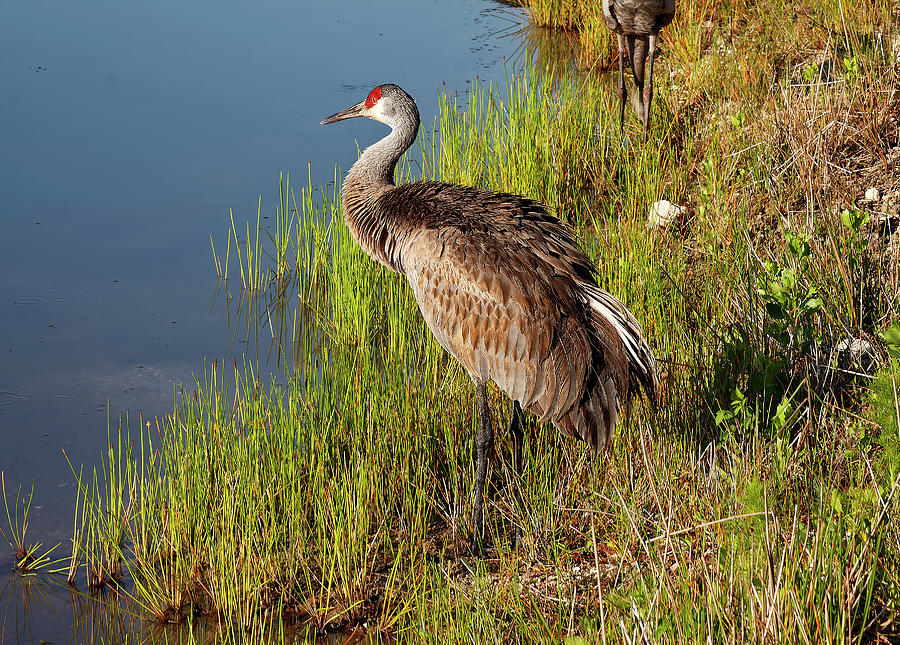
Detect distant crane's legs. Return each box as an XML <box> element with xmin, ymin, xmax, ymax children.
<box><xmin>472</xmin><ymin>381</ymin><xmax>494</xmax><ymax>552</ymax></box>
<box><xmin>509</xmin><ymin>401</ymin><xmax>525</xmax><ymax>547</ymax></box>
<box><xmin>643</xmin><ymin>35</ymin><xmax>658</xmax><ymax>131</ymax></box>
<box><xmin>627</xmin><ymin>35</ymin><xmax>648</xmax><ymax>132</ymax></box>
<box><xmin>616</xmin><ymin>34</ymin><xmax>627</xmax><ymax>132</ymax></box>
<box><xmin>602</xmin><ymin>0</ymin><xmax>674</xmax><ymax>134</ymax></box>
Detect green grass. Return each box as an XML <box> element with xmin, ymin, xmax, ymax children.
<box><xmin>0</xmin><ymin>472</ymin><xmax>66</xmax><ymax>575</ymax></box>
<box><xmin>14</xmin><ymin>0</ymin><xmax>900</xmax><ymax>641</ymax></box>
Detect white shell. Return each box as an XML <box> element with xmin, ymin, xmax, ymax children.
<box><xmin>647</xmin><ymin>200</ymin><xmax>685</xmax><ymax>229</ymax></box>
<box><xmin>865</xmin><ymin>187</ymin><xmax>881</xmax><ymax>202</ymax></box>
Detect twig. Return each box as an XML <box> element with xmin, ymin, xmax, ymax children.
<box><xmin>591</xmin><ymin>513</ymin><xmax>608</xmax><ymax>645</ymax></box>
<box><xmin>646</xmin><ymin>511</ymin><xmax>773</xmax><ymax>544</ymax></box>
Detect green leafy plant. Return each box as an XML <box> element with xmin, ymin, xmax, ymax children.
<box><xmin>716</xmin><ymin>230</ymin><xmax>823</xmax><ymax>435</ymax></box>
<box><xmin>803</xmin><ymin>62</ymin><xmax>820</xmax><ymax>83</ymax></box>
<box><xmin>880</xmin><ymin>323</ymin><xmax>900</xmax><ymax>359</ymax></box>
<box><xmin>756</xmin><ymin>231</ymin><xmax>824</xmax><ymax>361</ymax></box>
<box><xmin>843</xmin><ymin>55</ymin><xmax>860</xmax><ymax>84</ymax></box>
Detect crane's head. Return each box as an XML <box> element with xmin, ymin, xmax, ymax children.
<box><xmin>321</xmin><ymin>84</ymin><xmax>419</xmax><ymax>131</ymax></box>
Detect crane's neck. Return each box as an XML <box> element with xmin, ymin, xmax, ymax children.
<box><xmin>341</xmin><ymin>115</ymin><xmax>419</xmax><ymax>273</ymax></box>
<box><xmin>345</xmin><ymin>115</ymin><xmax>418</xmax><ymax>188</ymax></box>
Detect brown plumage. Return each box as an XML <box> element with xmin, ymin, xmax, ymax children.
<box><xmin>323</xmin><ymin>84</ymin><xmax>658</xmax><ymax>548</ymax></box>
<box><xmin>603</xmin><ymin>0</ymin><xmax>676</xmax><ymax>131</ymax></box>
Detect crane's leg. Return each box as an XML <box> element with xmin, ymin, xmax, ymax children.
<box><xmin>508</xmin><ymin>401</ymin><xmax>525</xmax><ymax>547</ymax></box>
<box><xmin>628</xmin><ymin>35</ymin><xmax>648</xmax><ymax>127</ymax></box>
<box><xmin>643</xmin><ymin>35</ymin><xmax>658</xmax><ymax>132</ymax></box>
<box><xmin>616</xmin><ymin>34</ymin><xmax>627</xmax><ymax>133</ymax></box>
<box><xmin>472</xmin><ymin>381</ymin><xmax>494</xmax><ymax>553</ymax></box>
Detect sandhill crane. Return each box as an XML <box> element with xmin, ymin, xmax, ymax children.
<box><xmin>322</xmin><ymin>84</ymin><xmax>658</xmax><ymax>549</ymax></box>
<box><xmin>603</xmin><ymin>0</ymin><xmax>676</xmax><ymax>131</ymax></box>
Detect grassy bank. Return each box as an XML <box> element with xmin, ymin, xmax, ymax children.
<box><xmin>37</xmin><ymin>0</ymin><xmax>900</xmax><ymax>642</ymax></box>
<box><xmin>515</xmin><ymin>0</ymin><xmax>898</xmax><ymax>73</ymax></box>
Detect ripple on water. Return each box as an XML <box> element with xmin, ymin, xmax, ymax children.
<box><xmin>11</xmin><ymin>295</ymin><xmax>45</xmax><ymax>305</ymax></box>
<box><xmin>10</xmin><ymin>289</ymin><xmax>85</xmax><ymax>306</ymax></box>
<box><xmin>0</xmin><ymin>389</ymin><xmax>28</xmax><ymax>412</ymax></box>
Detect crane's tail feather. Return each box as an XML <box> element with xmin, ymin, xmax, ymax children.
<box><xmin>553</xmin><ymin>285</ymin><xmax>657</xmax><ymax>453</ymax></box>
<box><xmin>556</xmin><ymin>371</ymin><xmax>621</xmax><ymax>452</ymax></box>
<box><xmin>530</xmin><ymin>285</ymin><xmax>658</xmax><ymax>453</ymax></box>
<box><xmin>583</xmin><ymin>284</ymin><xmax>658</xmax><ymax>403</ymax></box>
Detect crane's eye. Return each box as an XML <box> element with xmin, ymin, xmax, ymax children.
<box><xmin>365</xmin><ymin>86</ymin><xmax>382</xmax><ymax>109</ymax></box>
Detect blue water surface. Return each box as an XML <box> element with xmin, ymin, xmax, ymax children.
<box><xmin>0</xmin><ymin>0</ymin><xmax>527</xmax><ymax>639</ymax></box>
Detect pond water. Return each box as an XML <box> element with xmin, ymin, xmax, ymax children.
<box><xmin>0</xmin><ymin>0</ymin><xmax>538</xmax><ymax>640</ymax></box>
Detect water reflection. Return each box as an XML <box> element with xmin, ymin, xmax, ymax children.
<box><xmin>0</xmin><ymin>570</ymin><xmax>369</xmax><ymax>644</ymax></box>
<box><xmin>519</xmin><ymin>24</ymin><xmax>582</xmax><ymax>71</ymax></box>
<box><xmin>212</xmin><ymin>174</ymin><xmax>333</xmax><ymax>377</ymax></box>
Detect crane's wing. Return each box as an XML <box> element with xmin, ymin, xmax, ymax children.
<box><xmin>403</xmin><ymin>225</ymin><xmax>591</xmax><ymax>426</ymax></box>
<box><xmin>378</xmin><ymin>181</ymin><xmax>640</xmax><ymax>450</ymax></box>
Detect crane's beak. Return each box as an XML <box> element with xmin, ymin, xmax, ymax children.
<box><xmin>321</xmin><ymin>100</ymin><xmax>367</xmax><ymax>125</ymax></box>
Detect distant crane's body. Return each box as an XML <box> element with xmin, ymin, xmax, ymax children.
<box><xmin>322</xmin><ymin>84</ymin><xmax>658</xmax><ymax>549</ymax></box>
<box><xmin>603</xmin><ymin>0</ymin><xmax>675</xmax><ymax>131</ymax></box>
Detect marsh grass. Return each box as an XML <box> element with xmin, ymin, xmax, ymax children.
<box><xmin>49</xmin><ymin>0</ymin><xmax>900</xmax><ymax>641</ymax></box>
<box><xmin>0</xmin><ymin>472</ymin><xmax>65</xmax><ymax>574</ymax></box>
